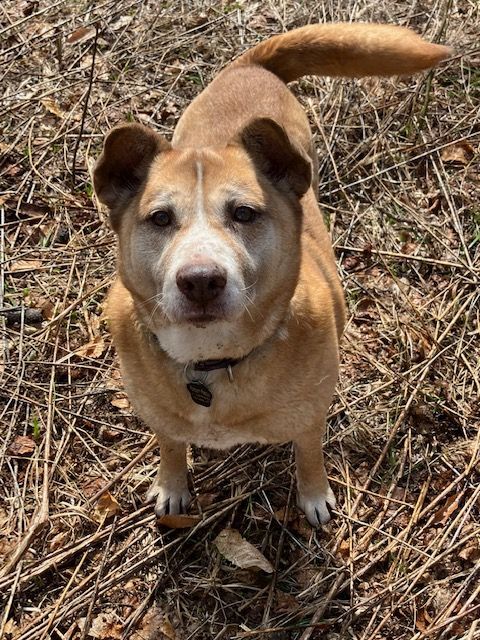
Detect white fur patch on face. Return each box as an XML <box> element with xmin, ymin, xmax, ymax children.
<box><xmin>160</xmin><ymin>160</ymin><xmax>247</xmax><ymax>326</ymax></box>
<box><xmin>156</xmin><ymin>321</ymin><xmax>244</xmax><ymax>363</ymax></box>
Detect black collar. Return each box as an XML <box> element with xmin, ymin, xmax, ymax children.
<box><xmin>192</xmin><ymin>357</ymin><xmax>244</xmax><ymax>372</ymax></box>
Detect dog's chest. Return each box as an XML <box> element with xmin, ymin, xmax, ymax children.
<box><xmin>180</xmin><ymin>371</ymin><xmax>272</xmax><ymax>447</ymax></box>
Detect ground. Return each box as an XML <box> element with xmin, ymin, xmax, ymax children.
<box><xmin>0</xmin><ymin>1</ymin><xmax>479</xmax><ymax>639</ymax></box>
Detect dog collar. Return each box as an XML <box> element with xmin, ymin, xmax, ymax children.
<box><xmin>185</xmin><ymin>356</ymin><xmax>245</xmax><ymax>408</ymax></box>
<box><xmin>193</xmin><ymin>357</ymin><xmax>243</xmax><ymax>373</ymax></box>
<box><xmin>148</xmin><ymin>329</ymin><xmax>250</xmax><ymax>408</ymax></box>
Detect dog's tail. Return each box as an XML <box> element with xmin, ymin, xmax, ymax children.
<box><xmin>233</xmin><ymin>23</ymin><xmax>451</xmax><ymax>83</ymax></box>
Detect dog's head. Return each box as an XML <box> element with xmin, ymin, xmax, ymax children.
<box><xmin>94</xmin><ymin>119</ymin><xmax>311</xmax><ymax>363</ymax></box>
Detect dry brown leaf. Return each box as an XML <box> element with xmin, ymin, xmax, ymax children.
<box><xmin>274</xmin><ymin>590</ymin><xmax>300</xmax><ymax>613</ymax></box>
<box><xmin>157</xmin><ymin>514</ymin><xmax>201</xmax><ymax>529</ymax></box>
<box><xmin>459</xmin><ymin>540</ymin><xmax>480</xmax><ymax>563</ymax></box>
<box><xmin>87</xmin><ymin>612</ymin><xmax>122</xmax><ymax>639</ymax></box>
<box><xmin>196</xmin><ymin>492</ymin><xmax>220</xmax><ymax>508</ymax></box>
<box><xmin>41</xmin><ymin>98</ymin><xmax>64</xmax><ymax>118</ymax></box>
<box><xmin>440</xmin><ymin>141</ymin><xmax>474</xmax><ymax>166</ymax></box>
<box><xmin>415</xmin><ymin>608</ymin><xmax>433</xmax><ymax>633</ymax></box>
<box><xmin>83</xmin><ymin>476</ymin><xmax>107</xmax><ymax>498</ymax></box>
<box><xmin>213</xmin><ymin>528</ymin><xmax>273</xmax><ymax>573</ymax></box>
<box><xmin>66</xmin><ymin>26</ymin><xmax>95</xmax><ymax>44</ymax></box>
<box><xmin>76</xmin><ymin>335</ymin><xmax>106</xmax><ymax>358</ymax></box>
<box><xmin>3</xmin><ymin>619</ymin><xmax>18</xmax><ymax>636</ymax></box>
<box><xmin>0</xmin><ymin>538</ymin><xmax>17</xmax><ymax>559</ymax></box>
<box><xmin>432</xmin><ymin>494</ymin><xmax>460</xmax><ymax>525</ymax></box>
<box><xmin>49</xmin><ymin>531</ymin><xmax>69</xmax><ymax>551</ymax></box>
<box><xmin>131</xmin><ymin>606</ymin><xmax>166</xmax><ymax>640</ymax></box>
<box><xmin>273</xmin><ymin>506</ymin><xmax>295</xmax><ymax>524</ymax></box>
<box><xmin>337</xmin><ymin>539</ymin><xmax>350</xmax><ymax>561</ymax></box>
<box><xmin>110</xmin><ymin>393</ymin><xmax>130</xmax><ymax>410</ymax></box>
<box><xmin>100</xmin><ymin>426</ymin><xmax>123</xmax><ymax>442</ymax></box>
<box><xmin>9</xmin><ymin>259</ymin><xmax>42</xmax><ymax>273</ymax></box>
<box><xmin>159</xmin><ymin>618</ymin><xmax>176</xmax><ymax>640</ymax></box>
<box><xmin>94</xmin><ymin>491</ymin><xmax>121</xmax><ymax>523</ymax></box>
<box><xmin>7</xmin><ymin>435</ymin><xmax>36</xmax><ymax>456</ymax></box>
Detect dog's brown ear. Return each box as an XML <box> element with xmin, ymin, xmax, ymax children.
<box><xmin>238</xmin><ymin>118</ymin><xmax>311</xmax><ymax>197</ymax></box>
<box><xmin>94</xmin><ymin>123</ymin><xmax>170</xmax><ymax>211</ymax></box>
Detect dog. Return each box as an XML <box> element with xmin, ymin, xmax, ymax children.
<box><xmin>94</xmin><ymin>23</ymin><xmax>450</xmax><ymax>526</ymax></box>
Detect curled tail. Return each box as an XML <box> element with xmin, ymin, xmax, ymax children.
<box><xmin>233</xmin><ymin>23</ymin><xmax>452</xmax><ymax>83</ymax></box>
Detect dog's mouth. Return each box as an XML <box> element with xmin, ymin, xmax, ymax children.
<box><xmin>185</xmin><ymin>312</ymin><xmax>219</xmax><ymax>325</ymax></box>
<box><xmin>176</xmin><ymin>305</ymin><xmax>228</xmax><ymax>325</ymax></box>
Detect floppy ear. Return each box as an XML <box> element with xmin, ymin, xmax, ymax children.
<box><xmin>238</xmin><ymin>117</ymin><xmax>311</xmax><ymax>197</ymax></box>
<box><xmin>94</xmin><ymin>123</ymin><xmax>170</xmax><ymax>212</ymax></box>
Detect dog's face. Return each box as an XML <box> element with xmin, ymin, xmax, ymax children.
<box><xmin>94</xmin><ymin>120</ymin><xmax>311</xmax><ymax>362</ymax></box>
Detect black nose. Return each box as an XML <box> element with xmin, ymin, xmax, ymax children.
<box><xmin>176</xmin><ymin>263</ymin><xmax>227</xmax><ymax>304</ymax></box>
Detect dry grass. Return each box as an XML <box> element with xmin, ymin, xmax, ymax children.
<box><xmin>1</xmin><ymin>1</ymin><xmax>479</xmax><ymax>639</ymax></box>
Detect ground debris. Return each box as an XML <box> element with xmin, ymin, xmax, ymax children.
<box><xmin>1</xmin><ymin>2</ymin><xmax>478</xmax><ymax>639</ymax></box>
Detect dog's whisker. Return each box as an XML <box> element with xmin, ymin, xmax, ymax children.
<box><xmin>240</xmin><ymin>280</ymin><xmax>258</xmax><ymax>292</ymax></box>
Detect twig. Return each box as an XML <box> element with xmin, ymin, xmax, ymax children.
<box><xmin>71</xmin><ymin>23</ymin><xmax>99</xmax><ymax>186</ymax></box>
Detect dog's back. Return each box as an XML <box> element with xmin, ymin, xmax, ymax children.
<box><xmin>173</xmin><ymin>23</ymin><xmax>450</xmax><ymax>150</ymax></box>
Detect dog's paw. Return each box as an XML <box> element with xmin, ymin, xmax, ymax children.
<box><xmin>145</xmin><ymin>482</ymin><xmax>192</xmax><ymax>517</ymax></box>
<box><xmin>297</xmin><ymin>484</ymin><xmax>336</xmax><ymax>527</ymax></box>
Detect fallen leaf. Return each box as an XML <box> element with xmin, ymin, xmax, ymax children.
<box><xmin>159</xmin><ymin>618</ymin><xmax>176</xmax><ymax>640</ymax></box>
<box><xmin>273</xmin><ymin>506</ymin><xmax>295</xmax><ymax>524</ymax></box>
<box><xmin>213</xmin><ymin>528</ymin><xmax>273</xmax><ymax>573</ymax></box>
<box><xmin>131</xmin><ymin>607</ymin><xmax>166</xmax><ymax>640</ymax></box>
<box><xmin>100</xmin><ymin>426</ymin><xmax>123</xmax><ymax>442</ymax></box>
<box><xmin>76</xmin><ymin>335</ymin><xmax>106</xmax><ymax>358</ymax></box>
<box><xmin>66</xmin><ymin>26</ymin><xmax>95</xmax><ymax>44</ymax></box>
<box><xmin>41</xmin><ymin>98</ymin><xmax>64</xmax><ymax>118</ymax></box>
<box><xmin>3</xmin><ymin>619</ymin><xmax>18</xmax><ymax>636</ymax></box>
<box><xmin>39</xmin><ymin>297</ymin><xmax>55</xmax><ymax>320</ymax></box>
<box><xmin>94</xmin><ymin>491</ymin><xmax>121</xmax><ymax>523</ymax></box>
<box><xmin>343</xmin><ymin>255</ymin><xmax>361</xmax><ymax>271</ymax></box>
<box><xmin>459</xmin><ymin>540</ymin><xmax>480</xmax><ymax>563</ymax></box>
<box><xmin>196</xmin><ymin>492</ymin><xmax>220</xmax><ymax>509</ymax></box>
<box><xmin>87</xmin><ymin>612</ymin><xmax>122</xmax><ymax>639</ymax></box>
<box><xmin>440</xmin><ymin>141</ymin><xmax>474</xmax><ymax>166</ymax></box>
<box><xmin>275</xmin><ymin>590</ymin><xmax>300</xmax><ymax>613</ymax></box>
<box><xmin>432</xmin><ymin>494</ymin><xmax>460</xmax><ymax>525</ymax></box>
<box><xmin>337</xmin><ymin>539</ymin><xmax>350</xmax><ymax>560</ymax></box>
<box><xmin>9</xmin><ymin>259</ymin><xmax>42</xmax><ymax>273</ymax></box>
<box><xmin>7</xmin><ymin>435</ymin><xmax>36</xmax><ymax>456</ymax></box>
<box><xmin>83</xmin><ymin>476</ymin><xmax>107</xmax><ymax>498</ymax></box>
<box><xmin>49</xmin><ymin>531</ymin><xmax>69</xmax><ymax>551</ymax></box>
<box><xmin>110</xmin><ymin>393</ymin><xmax>130</xmax><ymax>410</ymax></box>
<box><xmin>157</xmin><ymin>514</ymin><xmax>201</xmax><ymax>528</ymax></box>
<box><xmin>415</xmin><ymin>608</ymin><xmax>433</xmax><ymax>633</ymax></box>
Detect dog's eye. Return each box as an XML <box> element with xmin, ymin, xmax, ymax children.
<box><xmin>151</xmin><ymin>210</ymin><xmax>172</xmax><ymax>227</ymax></box>
<box><xmin>233</xmin><ymin>206</ymin><xmax>258</xmax><ymax>224</ymax></box>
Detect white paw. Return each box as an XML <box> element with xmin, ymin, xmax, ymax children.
<box><xmin>145</xmin><ymin>481</ymin><xmax>192</xmax><ymax>517</ymax></box>
<box><xmin>297</xmin><ymin>484</ymin><xmax>336</xmax><ymax>527</ymax></box>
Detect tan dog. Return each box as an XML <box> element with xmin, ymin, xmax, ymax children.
<box><xmin>94</xmin><ymin>24</ymin><xmax>449</xmax><ymax>525</ymax></box>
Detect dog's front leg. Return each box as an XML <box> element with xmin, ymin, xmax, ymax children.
<box><xmin>145</xmin><ymin>437</ymin><xmax>191</xmax><ymax>516</ymax></box>
<box><xmin>295</xmin><ymin>432</ymin><xmax>336</xmax><ymax>527</ymax></box>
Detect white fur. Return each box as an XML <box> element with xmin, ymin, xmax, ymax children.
<box><xmin>158</xmin><ymin>161</ymin><xmax>249</xmax><ymax>361</ymax></box>
<box><xmin>297</xmin><ymin>484</ymin><xmax>336</xmax><ymax>525</ymax></box>
<box><xmin>156</xmin><ymin>320</ymin><xmax>244</xmax><ymax>363</ymax></box>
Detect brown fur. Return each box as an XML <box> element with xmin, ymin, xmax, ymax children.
<box><xmin>94</xmin><ymin>23</ymin><xmax>450</xmax><ymax>525</ymax></box>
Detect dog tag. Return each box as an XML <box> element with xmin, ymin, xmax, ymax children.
<box><xmin>186</xmin><ymin>381</ymin><xmax>212</xmax><ymax>407</ymax></box>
